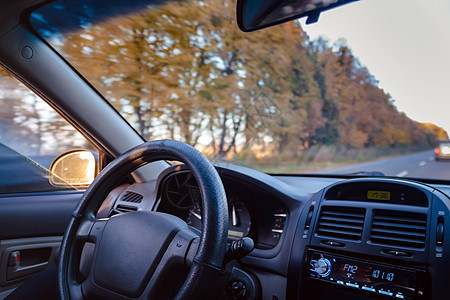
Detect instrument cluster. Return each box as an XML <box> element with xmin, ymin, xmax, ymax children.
<box><xmin>157</xmin><ymin>170</ymin><xmax>287</xmax><ymax>249</ymax></box>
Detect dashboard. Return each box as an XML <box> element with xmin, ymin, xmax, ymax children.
<box><xmin>101</xmin><ymin>163</ymin><xmax>450</xmax><ymax>300</ymax></box>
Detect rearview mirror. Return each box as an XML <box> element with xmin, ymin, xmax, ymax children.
<box><xmin>237</xmin><ymin>0</ymin><xmax>358</xmax><ymax>32</ymax></box>
<box><xmin>49</xmin><ymin>150</ymin><xmax>98</xmax><ymax>188</ymax></box>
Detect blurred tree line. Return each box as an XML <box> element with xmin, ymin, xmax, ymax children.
<box><xmin>3</xmin><ymin>0</ymin><xmax>447</xmax><ymax>165</ymax></box>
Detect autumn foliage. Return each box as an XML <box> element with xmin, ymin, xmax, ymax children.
<box><xmin>24</xmin><ymin>0</ymin><xmax>449</xmax><ymax>164</ymax></box>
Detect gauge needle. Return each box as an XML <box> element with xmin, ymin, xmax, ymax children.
<box><xmin>232</xmin><ymin>204</ymin><xmax>238</xmax><ymax>226</ymax></box>
<box><xmin>189</xmin><ymin>209</ymin><xmax>202</xmax><ymax>220</ymax></box>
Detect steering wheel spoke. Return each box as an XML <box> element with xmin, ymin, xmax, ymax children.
<box><xmin>68</xmin><ymin>281</ymin><xmax>85</xmax><ymax>300</ymax></box>
<box><xmin>86</xmin><ymin>219</ymin><xmax>107</xmax><ymax>242</ymax></box>
<box><xmin>73</xmin><ymin>217</ymin><xmax>101</xmax><ymax>243</ymax></box>
<box><xmin>164</xmin><ymin>227</ymin><xmax>199</xmax><ymax>266</ymax></box>
<box><xmin>185</xmin><ymin>237</ymin><xmax>200</xmax><ymax>267</ymax></box>
<box><xmin>142</xmin><ymin>228</ymin><xmax>200</xmax><ymax>296</ymax></box>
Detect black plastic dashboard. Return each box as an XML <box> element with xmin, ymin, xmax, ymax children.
<box><xmin>101</xmin><ymin>164</ymin><xmax>450</xmax><ymax>300</ymax></box>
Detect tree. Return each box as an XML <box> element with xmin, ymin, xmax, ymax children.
<box><xmin>42</xmin><ymin>0</ymin><xmax>445</xmax><ymax>164</ymax></box>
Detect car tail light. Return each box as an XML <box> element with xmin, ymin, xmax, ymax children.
<box><xmin>435</xmin><ymin>147</ymin><xmax>440</xmax><ymax>155</ymax></box>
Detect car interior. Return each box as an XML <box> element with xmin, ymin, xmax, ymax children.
<box><xmin>0</xmin><ymin>0</ymin><xmax>449</xmax><ymax>299</ymax></box>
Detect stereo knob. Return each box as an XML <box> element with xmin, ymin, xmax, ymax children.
<box><xmin>312</xmin><ymin>258</ymin><xmax>331</xmax><ymax>277</ymax></box>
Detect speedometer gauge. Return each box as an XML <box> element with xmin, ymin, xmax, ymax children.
<box><xmin>186</xmin><ymin>197</ymin><xmax>251</xmax><ymax>239</ymax></box>
<box><xmin>227</xmin><ymin>197</ymin><xmax>251</xmax><ymax>239</ymax></box>
<box><xmin>186</xmin><ymin>201</ymin><xmax>202</xmax><ymax>230</ymax></box>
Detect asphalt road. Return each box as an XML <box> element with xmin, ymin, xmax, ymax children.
<box><xmin>319</xmin><ymin>150</ymin><xmax>450</xmax><ymax>181</ymax></box>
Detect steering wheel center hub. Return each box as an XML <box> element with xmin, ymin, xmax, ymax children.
<box><xmin>92</xmin><ymin>212</ymin><xmax>188</xmax><ymax>297</ymax></box>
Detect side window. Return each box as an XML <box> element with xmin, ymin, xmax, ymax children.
<box><xmin>0</xmin><ymin>67</ymin><xmax>96</xmax><ymax>194</ymax></box>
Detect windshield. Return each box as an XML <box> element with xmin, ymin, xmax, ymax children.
<box><xmin>30</xmin><ymin>0</ymin><xmax>450</xmax><ymax>181</ymax></box>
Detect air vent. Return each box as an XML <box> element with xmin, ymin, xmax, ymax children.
<box><xmin>115</xmin><ymin>204</ymin><xmax>138</xmax><ymax>213</ymax></box>
<box><xmin>316</xmin><ymin>206</ymin><xmax>365</xmax><ymax>241</ymax></box>
<box><xmin>370</xmin><ymin>210</ymin><xmax>427</xmax><ymax>249</ymax></box>
<box><xmin>121</xmin><ymin>191</ymin><xmax>143</xmax><ymax>203</ymax></box>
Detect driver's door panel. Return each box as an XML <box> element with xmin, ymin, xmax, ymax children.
<box><xmin>0</xmin><ymin>192</ymin><xmax>81</xmax><ymax>293</ymax></box>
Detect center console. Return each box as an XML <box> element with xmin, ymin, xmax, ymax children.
<box><xmin>288</xmin><ymin>178</ymin><xmax>450</xmax><ymax>300</ymax></box>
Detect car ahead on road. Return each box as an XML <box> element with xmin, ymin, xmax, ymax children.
<box><xmin>1</xmin><ymin>0</ymin><xmax>450</xmax><ymax>300</ymax></box>
<box><xmin>435</xmin><ymin>141</ymin><xmax>450</xmax><ymax>160</ymax></box>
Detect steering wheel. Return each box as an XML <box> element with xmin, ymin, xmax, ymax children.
<box><xmin>58</xmin><ymin>140</ymin><xmax>229</xmax><ymax>299</ymax></box>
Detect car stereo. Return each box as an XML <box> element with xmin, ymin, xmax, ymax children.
<box><xmin>308</xmin><ymin>251</ymin><xmax>425</xmax><ymax>299</ymax></box>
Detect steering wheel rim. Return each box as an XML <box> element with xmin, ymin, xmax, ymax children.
<box><xmin>58</xmin><ymin>140</ymin><xmax>229</xmax><ymax>299</ymax></box>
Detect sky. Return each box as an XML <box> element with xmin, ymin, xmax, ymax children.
<box><xmin>300</xmin><ymin>0</ymin><xmax>450</xmax><ymax>134</ymax></box>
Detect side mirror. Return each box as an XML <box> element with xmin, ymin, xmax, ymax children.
<box><xmin>49</xmin><ymin>150</ymin><xmax>98</xmax><ymax>188</ymax></box>
<box><xmin>237</xmin><ymin>0</ymin><xmax>358</xmax><ymax>32</ymax></box>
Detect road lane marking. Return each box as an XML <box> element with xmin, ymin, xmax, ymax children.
<box><xmin>396</xmin><ymin>170</ymin><xmax>409</xmax><ymax>177</ymax></box>
<box><xmin>419</xmin><ymin>161</ymin><xmax>426</xmax><ymax>167</ymax></box>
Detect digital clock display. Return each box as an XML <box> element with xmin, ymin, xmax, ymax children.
<box><xmin>367</xmin><ymin>190</ymin><xmax>391</xmax><ymax>200</ymax></box>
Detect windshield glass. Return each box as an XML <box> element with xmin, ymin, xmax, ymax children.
<box><xmin>30</xmin><ymin>0</ymin><xmax>450</xmax><ymax>181</ymax></box>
